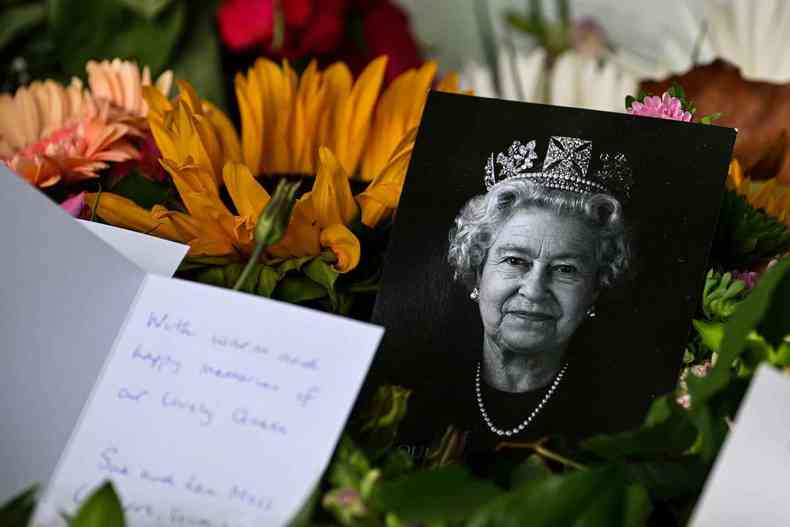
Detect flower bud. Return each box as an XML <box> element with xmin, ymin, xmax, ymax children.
<box><xmin>255</xmin><ymin>179</ymin><xmax>300</xmax><ymax>248</ymax></box>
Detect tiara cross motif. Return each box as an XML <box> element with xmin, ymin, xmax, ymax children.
<box><xmin>483</xmin><ymin>136</ymin><xmax>633</xmax><ymax>201</ymax></box>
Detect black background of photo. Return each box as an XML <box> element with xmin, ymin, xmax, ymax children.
<box><xmin>366</xmin><ymin>91</ymin><xmax>736</xmax><ymax>450</ymax></box>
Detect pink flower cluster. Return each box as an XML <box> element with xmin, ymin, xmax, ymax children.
<box><xmin>627</xmin><ymin>93</ymin><xmax>693</xmax><ymax>122</ymax></box>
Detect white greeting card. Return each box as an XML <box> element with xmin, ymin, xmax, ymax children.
<box><xmin>690</xmin><ymin>365</ymin><xmax>790</xmax><ymax>526</ymax></box>
<box><xmin>0</xmin><ymin>167</ymin><xmax>383</xmax><ymax>526</ymax></box>
<box><xmin>79</xmin><ymin>220</ymin><xmax>189</xmax><ymax>277</ymax></box>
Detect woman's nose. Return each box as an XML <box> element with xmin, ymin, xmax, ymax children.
<box><xmin>518</xmin><ymin>266</ymin><xmax>550</xmax><ymax>299</ymax></box>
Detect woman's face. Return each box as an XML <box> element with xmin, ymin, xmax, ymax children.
<box><xmin>478</xmin><ymin>207</ymin><xmax>599</xmax><ymax>357</ymax></box>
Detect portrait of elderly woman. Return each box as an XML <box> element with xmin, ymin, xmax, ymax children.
<box><xmin>447</xmin><ymin>137</ymin><xmax>632</xmax><ymax>439</ymax></box>
<box><xmin>368</xmin><ymin>92</ymin><xmax>736</xmax><ymax>456</ymax></box>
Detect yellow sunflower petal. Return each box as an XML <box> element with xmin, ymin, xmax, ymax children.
<box><xmin>308</xmin><ymin>146</ymin><xmax>357</xmax><ymax>228</ymax></box>
<box><xmin>334</xmin><ymin>56</ymin><xmax>387</xmax><ymax>175</ymax></box>
<box><xmin>223</xmin><ymin>161</ymin><xmax>270</xmax><ymax>221</ymax></box>
<box><xmin>267</xmin><ymin>197</ymin><xmax>321</xmax><ymax>258</ymax></box>
<box><xmin>235</xmin><ymin>72</ymin><xmax>264</xmax><ymax>175</ymax></box>
<box><xmin>320</xmin><ymin>223</ymin><xmax>360</xmax><ymax>273</ymax></box>
<box><xmin>727</xmin><ymin>158</ymin><xmax>745</xmax><ymax>193</ymax></box>
<box><xmin>204</xmin><ymin>101</ymin><xmax>242</xmax><ymax>164</ymax></box>
<box><xmin>175</xmin><ymin>80</ymin><xmax>205</xmax><ymax>116</ymax></box>
<box><xmin>318</xmin><ymin>62</ymin><xmax>352</xmax><ymax>164</ymax></box>
<box><xmin>356</xmin><ymin>142</ymin><xmax>414</xmax><ymax>228</ymax></box>
<box><xmin>359</xmin><ymin>61</ymin><xmax>437</xmax><ymax>182</ymax></box>
<box><xmin>84</xmin><ymin>192</ymin><xmax>185</xmax><ymax>242</ymax></box>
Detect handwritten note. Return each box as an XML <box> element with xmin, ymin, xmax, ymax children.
<box><xmin>690</xmin><ymin>365</ymin><xmax>790</xmax><ymax>527</ymax></box>
<box><xmin>35</xmin><ymin>274</ymin><xmax>383</xmax><ymax>527</ymax></box>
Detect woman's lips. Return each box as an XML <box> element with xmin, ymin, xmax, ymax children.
<box><xmin>506</xmin><ymin>310</ymin><xmax>554</xmax><ymax>321</ymax></box>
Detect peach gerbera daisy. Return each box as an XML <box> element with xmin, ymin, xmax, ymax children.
<box><xmin>87</xmin><ymin>58</ymin><xmax>173</xmax><ymax>126</ymax></box>
<box><xmin>0</xmin><ymin>79</ymin><xmax>139</xmax><ymax>187</ymax></box>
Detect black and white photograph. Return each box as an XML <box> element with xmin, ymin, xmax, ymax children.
<box><xmin>369</xmin><ymin>91</ymin><xmax>736</xmax><ymax>454</ymax></box>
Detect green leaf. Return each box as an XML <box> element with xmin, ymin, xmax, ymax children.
<box><xmin>70</xmin><ymin>482</ymin><xmax>125</xmax><ymax>527</ymax></box>
<box><xmin>625</xmin><ymin>95</ymin><xmax>636</xmax><ymax>110</ymax></box>
<box><xmin>699</xmin><ymin>112</ymin><xmax>722</xmax><ymax>125</ymax></box>
<box><xmin>275</xmin><ymin>275</ymin><xmax>327</xmax><ymax>304</ymax></box>
<box><xmin>48</xmin><ymin>0</ymin><xmax>185</xmax><ymax>78</ymax></box>
<box><xmin>0</xmin><ymin>485</ymin><xmax>37</xmax><ymax>527</ymax></box>
<box><xmin>373</xmin><ymin>465</ymin><xmax>501</xmax><ymax>523</ymax></box>
<box><xmin>116</xmin><ymin>0</ymin><xmax>173</xmax><ymax>19</ymax></box>
<box><xmin>277</xmin><ymin>255</ymin><xmax>316</xmax><ymax>275</ymax></box>
<box><xmin>624</xmin><ymin>458</ymin><xmax>709</xmax><ymax>501</ymax></box>
<box><xmin>304</xmin><ymin>257</ymin><xmax>340</xmax><ymax>291</ymax></box>
<box><xmin>303</xmin><ymin>257</ymin><xmax>340</xmax><ymax>307</ymax></box>
<box><xmin>693</xmin><ymin>319</ymin><xmax>724</xmax><ymax>353</ymax></box>
<box><xmin>510</xmin><ymin>454</ymin><xmax>552</xmax><ymax>489</ymax></box>
<box><xmin>0</xmin><ymin>3</ymin><xmax>46</xmax><ymax>51</ymax></box>
<box><xmin>256</xmin><ymin>265</ymin><xmax>281</xmax><ymax>297</ymax></box>
<box><xmin>687</xmin><ymin>258</ymin><xmax>790</xmax><ymax>460</ymax></box>
<box><xmin>110</xmin><ymin>171</ymin><xmax>171</xmax><ymax>209</ymax></box>
<box><xmin>581</xmin><ymin>396</ymin><xmax>696</xmax><ymax>461</ymax></box>
<box><xmin>169</xmin><ymin>0</ymin><xmax>225</xmax><ymax>107</ymax></box>
<box><xmin>467</xmin><ymin>466</ymin><xmax>651</xmax><ymax>527</ymax></box>
<box><xmin>355</xmin><ymin>385</ymin><xmax>411</xmax><ymax>453</ymax></box>
<box><xmin>712</xmin><ymin>191</ymin><xmax>790</xmax><ymax>268</ymax></box>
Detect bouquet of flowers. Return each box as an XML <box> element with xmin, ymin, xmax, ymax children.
<box><xmin>2</xmin><ymin>0</ymin><xmax>790</xmax><ymax>525</ymax></box>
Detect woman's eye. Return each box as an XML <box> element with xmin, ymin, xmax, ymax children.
<box><xmin>554</xmin><ymin>264</ymin><xmax>578</xmax><ymax>275</ymax></box>
<box><xmin>503</xmin><ymin>256</ymin><xmax>528</xmax><ymax>267</ymax></box>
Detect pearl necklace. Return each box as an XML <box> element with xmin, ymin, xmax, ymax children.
<box><xmin>475</xmin><ymin>362</ymin><xmax>568</xmax><ymax>437</ymax></box>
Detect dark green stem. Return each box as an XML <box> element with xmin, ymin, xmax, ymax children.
<box><xmin>233</xmin><ymin>242</ymin><xmax>265</xmax><ymax>291</ymax></box>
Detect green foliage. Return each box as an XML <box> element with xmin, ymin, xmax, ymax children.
<box><xmin>109</xmin><ymin>171</ymin><xmax>173</xmax><ymax>210</ymax></box>
<box><xmin>355</xmin><ymin>385</ymin><xmax>412</xmax><ymax>453</ymax></box>
<box><xmin>701</xmin><ymin>269</ymin><xmax>748</xmax><ymax>320</ymax></box>
<box><xmin>624</xmin><ymin>91</ymin><xmax>647</xmax><ymax>111</ymax></box>
<box><xmin>713</xmin><ymin>190</ymin><xmax>790</xmax><ymax>268</ymax></box>
<box><xmin>0</xmin><ymin>485</ymin><xmax>37</xmax><ymax>527</ymax></box>
<box><xmin>505</xmin><ymin>0</ymin><xmax>574</xmax><ymax>59</ymax></box>
<box><xmin>0</xmin><ymin>3</ymin><xmax>45</xmax><ymax>50</ymax></box>
<box><xmin>1</xmin><ymin>0</ymin><xmax>225</xmax><ymax>109</ymax></box>
<box><xmin>699</xmin><ymin>112</ymin><xmax>722</xmax><ymax>125</ymax></box>
<box><xmin>116</xmin><ymin>0</ymin><xmax>173</xmax><ymax>19</ymax></box>
<box><xmin>581</xmin><ymin>396</ymin><xmax>697</xmax><ymax>461</ymax></box>
<box><xmin>48</xmin><ymin>0</ymin><xmax>185</xmax><ymax>79</ymax></box>
<box><xmin>69</xmin><ymin>482</ymin><xmax>125</xmax><ymax>527</ymax></box>
<box><xmin>467</xmin><ymin>467</ymin><xmax>651</xmax><ymax>527</ymax></box>
<box><xmin>666</xmin><ymin>82</ymin><xmax>696</xmax><ymax>115</ymax></box>
<box><xmin>373</xmin><ymin>466</ymin><xmax>502</xmax><ymax>524</ymax></box>
<box><xmin>687</xmin><ymin>258</ymin><xmax>790</xmax><ymax>460</ymax></box>
<box><xmin>169</xmin><ymin>0</ymin><xmax>225</xmax><ymax>106</ymax></box>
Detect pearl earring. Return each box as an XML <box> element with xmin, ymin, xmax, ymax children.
<box><xmin>586</xmin><ymin>305</ymin><xmax>597</xmax><ymax>318</ymax></box>
<box><xmin>470</xmin><ymin>288</ymin><xmax>479</xmax><ymax>301</ymax></box>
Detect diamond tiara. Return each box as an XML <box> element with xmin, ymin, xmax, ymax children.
<box><xmin>484</xmin><ymin>136</ymin><xmax>633</xmax><ymax>202</ymax></box>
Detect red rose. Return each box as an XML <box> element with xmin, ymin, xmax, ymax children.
<box><xmin>362</xmin><ymin>0</ymin><xmax>421</xmax><ymax>81</ymax></box>
<box><xmin>218</xmin><ymin>0</ymin><xmax>275</xmax><ymax>51</ymax></box>
<box><xmin>283</xmin><ymin>0</ymin><xmax>313</xmax><ymax>28</ymax></box>
<box><xmin>300</xmin><ymin>9</ymin><xmax>346</xmax><ymax>54</ymax></box>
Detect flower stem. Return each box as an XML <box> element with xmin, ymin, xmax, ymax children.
<box><xmin>233</xmin><ymin>242</ymin><xmax>265</xmax><ymax>291</ymax></box>
<box><xmin>495</xmin><ymin>439</ymin><xmax>587</xmax><ymax>471</ymax></box>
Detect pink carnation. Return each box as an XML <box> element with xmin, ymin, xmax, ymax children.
<box><xmin>627</xmin><ymin>92</ymin><xmax>693</xmax><ymax>122</ymax></box>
